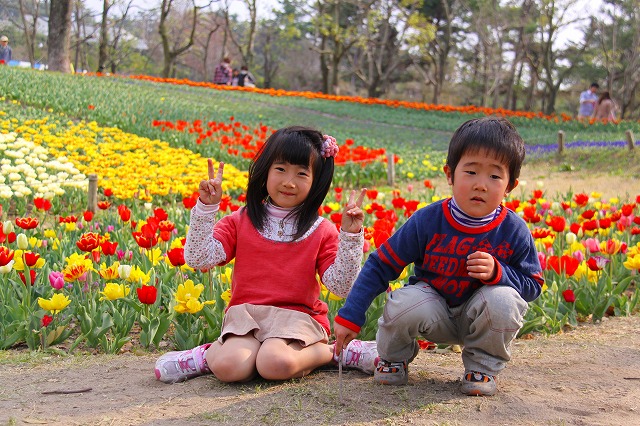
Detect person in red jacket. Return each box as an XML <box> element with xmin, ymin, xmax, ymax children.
<box><xmin>212</xmin><ymin>57</ymin><xmax>232</xmax><ymax>85</ymax></box>
<box><xmin>155</xmin><ymin>126</ymin><xmax>378</xmax><ymax>383</ymax></box>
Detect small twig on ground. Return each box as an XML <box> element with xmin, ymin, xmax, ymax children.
<box><xmin>41</xmin><ymin>388</ymin><xmax>93</xmax><ymax>394</ymax></box>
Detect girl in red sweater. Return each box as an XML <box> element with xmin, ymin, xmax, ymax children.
<box><xmin>156</xmin><ymin>126</ymin><xmax>378</xmax><ymax>383</ymax></box>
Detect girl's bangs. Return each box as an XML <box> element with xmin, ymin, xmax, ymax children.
<box><xmin>273</xmin><ymin>134</ymin><xmax>316</xmax><ymax>166</ymax></box>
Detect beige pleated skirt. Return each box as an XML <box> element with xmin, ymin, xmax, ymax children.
<box><xmin>219</xmin><ymin>303</ymin><xmax>329</xmax><ymax>347</ymax></box>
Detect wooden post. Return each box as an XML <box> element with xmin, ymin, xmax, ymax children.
<box><xmin>557</xmin><ymin>130</ymin><xmax>565</xmax><ymax>154</ymax></box>
<box><xmin>625</xmin><ymin>130</ymin><xmax>636</xmax><ymax>151</ymax></box>
<box><xmin>88</xmin><ymin>174</ymin><xmax>98</xmax><ymax>213</ymax></box>
<box><xmin>386</xmin><ymin>153</ymin><xmax>395</xmax><ymax>186</ymax></box>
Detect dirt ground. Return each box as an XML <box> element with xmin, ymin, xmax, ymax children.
<box><xmin>1</xmin><ymin>166</ymin><xmax>639</xmax><ymax>426</ymax></box>
<box><xmin>0</xmin><ymin>315</ymin><xmax>638</xmax><ymax>426</ymax></box>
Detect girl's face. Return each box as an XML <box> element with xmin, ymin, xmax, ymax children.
<box><xmin>443</xmin><ymin>149</ymin><xmax>517</xmax><ymax>218</ymax></box>
<box><xmin>266</xmin><ymin>160</ymin><xmax>314</xmax><ymax>209</ymax></box>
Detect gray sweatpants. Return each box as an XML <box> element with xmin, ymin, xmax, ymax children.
<box><xmin>376</xmin><ymin>283</ymin><xmax>528</xmax><ymax>376</ymax></box>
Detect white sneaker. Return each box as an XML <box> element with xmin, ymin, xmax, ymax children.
<box><xmin>340</xmin><ymin>340</ymin><xmax>379</xmax><ymax>375</ymax></box>
<box><xmin>155</xmin><ymin>343</ymin><xmax>211</xmax><ymax>384</ymax></box>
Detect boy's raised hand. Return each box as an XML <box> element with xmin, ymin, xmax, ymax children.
<box><xmin>341</xmin><ymin>188</ymin><xmax>367</xmax><ymax>233</ymax></box>
<box><xmin>198</xmin><ymin>159</ymin><xmax>224</xmax><ymax>205</ymax></box>
<box><xmin>466</xmin><ymin>251</ymin><xmax>497</xmax><ymax>281</ymax></box>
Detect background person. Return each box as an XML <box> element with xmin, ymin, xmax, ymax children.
<box><xmin>213</xmin><ymin>57</ymin><xmax>232</xmax><ymax>85</ymax></box>
<box><xmin>592</xmin><ymin>91</ymin><xmax>617</xmax><ymax>122</ymax></box>
<box><xmin>577</xmin><ymin>82</ymin><xmax>599</xmax><ymax>118</ymax></box>
<box><xmin>0</xmin><ymin>35</ymin><xmax>12</xmax><ymax>64</ymax></box>
<box><xmin>237</xmin><ymin>65</ymin><xmax>256</xmax><ymax>88</ymax></box>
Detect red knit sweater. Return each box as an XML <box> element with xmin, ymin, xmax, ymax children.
<box><xmin>214</xmin><ymin>210</ymin><xmax>339</xmax><ymax>333</ymax></box>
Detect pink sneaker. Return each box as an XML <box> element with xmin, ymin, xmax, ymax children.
<box><xmin>155</xmin><ymin>343</ymin><xmax>211</xmax><ymax>384</ymax></box>
<box><xmin>336</xmin><ymin>340</ymin><xmax>379</xmax><ymax>375</ymax></box>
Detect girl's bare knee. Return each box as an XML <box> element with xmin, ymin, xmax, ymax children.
<box><xmin>256</xmin><ymin>353</ymin><xmax>298</xmax><ymax>380</ymax></box>
<box><xmin>210</xmin><ymin>354</ymin><xmax>255</xmax><ymax>383</ymax></box>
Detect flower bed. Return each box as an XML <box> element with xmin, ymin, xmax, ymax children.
<box><xmin>1</xmin><ymin>107</ymin><xmax>639</xmax><ymax>354</ymax></box>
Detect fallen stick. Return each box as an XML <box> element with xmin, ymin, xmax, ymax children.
<box><xmin>42</xmin><ymin>388</ymin><xmax>93</xmax><ymax>395</ymax></box>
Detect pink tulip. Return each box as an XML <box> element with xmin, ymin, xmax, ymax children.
<box><xmin>572</xmin><ymin>250</ymin><xmax>585</xmax><ymax>262</ymax></box>
<box><xmin>49</xmin><ymin>271</ymin><xmax>65</xmax><ymax>290</ymax></box>
<box><xmin>584</xmin><ymin>238</ymin><xmax>600</xmax><ymax>254</ymax></box>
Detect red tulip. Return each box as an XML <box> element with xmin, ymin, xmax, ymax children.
<box><xmin>183</xmin><ymin>196</ymin><xmax>197</xmax><ymax>209</ymax></box>
<box><xmin>545</xmin><ymin>216</ymin><xmax>566</xmax><ymax>233</ymax></box>
<box><xmin>76</xmin><ymin>232</ymin><xmax>100</xmax><ymax>252</ymax></box>
<box><xmin>42</xmin><ymin>315</ymin><xmax>54</xmax><ymax>327</ymax></box>
<box><xmin>562</xmin><ymin>289</ymin><xmax>576</xmax><ymax>303</ymax></box>
<box><xmin>586</xmin><ymin>256</ymin><xmax>609</xmax><ymax>271</ymax></box>
<box><xmin>83</xmin><ymin>210</ymin><xmax>94</xmax><ymax>221</ymax></box>
<box><xmin>154</xmin><ymin>208</ymin><xmax>168</xmax><ymax>221</ymax></box>
<box><xmin>0</xmin><ymin>246</ymin><xmax>14</xmax><ymax>266</ymax></box>
<box><xmin>573</xmin><ymin>193</ymin><xmax>589</xmax><ymax>207</ymax></box>
<box><xmin>23</xmin><ymin>251</ymin><xmax>40</xmax><ymax>267</ymax></box>
<box><xmin>132</xmin><ymin>231</ymin><xmax>158</xmax><ymax>249</ymax></box>
<box><xmin>166</xmin><ymin>247</ymin><xmax>185</xmax><ymax>267</ymax></box>
<box><xmin>136</xmin><ymin>285</ymin><xmax>158</xmax><ymax>305</ymax></box>
<box><xmin>366</xmin><ymin>189</ymin><xmax>378</xmax><ymax>200</ymax></box>
<box><xmin>34</xmin><ymin>197</ymin><xmax>52</xmax><ymax>211</ymax></box>
<box><xmin>100</xmin><ymin>241</ymin><xmax>118</xmax><ymax>256</ymax></box>
<box><xmin>118</xmin><ymin>205</ymin><xmax>131</xmax><ymax>222</ymax></box>
<box><xmin>19</xmin><ymin>270</ymin><xmax>37</xmax><ymax>286</ymax></box>
<box><xmin>15</xmin><ymin>217</ymin><xmax>39</xmax><ymax>230</ymax></box>
<box><xmin>546</xmin><ymin>255</ymin><xmax>579</xmax><ymax>276</ymax></box>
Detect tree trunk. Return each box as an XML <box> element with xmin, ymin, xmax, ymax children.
<box><xmin>320</xmin><ymin>35</ymin><xmax>329</xmax><ymax>93</ymax></box>
<box><xmin>98</xmin><ymin>0</ymin><xmax>110</xmax><ymax>72</ymax></box>
<box><xmin>18</xmin><ymin>0</ymin><xmax>38</xmax><ymax>66</ymax></box>
<box><xmin>48</xmin><ymin>0</ymin><xmax>73</xmax><ymax>73</ymax></box>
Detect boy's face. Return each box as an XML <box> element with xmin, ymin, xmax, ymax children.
<box><xmin>443</xmin><ymin>149</ymin><xmax>517</xmax><ymax>218</ymax></box>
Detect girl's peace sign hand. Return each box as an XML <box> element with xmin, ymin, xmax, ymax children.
<box><xmin>198</xmin><ymin>160</ymin><xmax>224</xmax><ymax>205</ymax></box>
<box><xmin>340</xmin><ymin>188</ymin><xmax>367</xmax><ymax>234</ymax></box>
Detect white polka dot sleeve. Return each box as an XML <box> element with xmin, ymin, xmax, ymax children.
<box><xmin>321</xmin><ymin>228</ymin><xmax>364</xmax><ymax>298</ymax></box>
<box><xmin>184</xmin><ymin>199</ymin><xmax>227</xmax><ymax>270</ymax></box>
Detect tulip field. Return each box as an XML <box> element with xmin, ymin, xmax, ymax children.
<box><xmin>0</xmin><ymin>67</ymin><xmax>639</xmax><ymax>355</ymax></box>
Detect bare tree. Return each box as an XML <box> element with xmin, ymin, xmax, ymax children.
<box><xmin>407</xmin><ymin>0</ymin><xmax>463</xmax><ymax>104</ymax></box>
<box><xmin>525</xmin><ymin>0</ymin><xmax>595</xmax><ymax>114</ymax></box>
<box><xmin>98</xmin><ymin>0</ymin><xmax>112</xmax><ymax>71</ymax></box>
<box><xmin>346</xmin><ymin>0</ymin><xmax>413</xmax><ymax>98</ymax></box>
<box><xmin>195</xmin><ymin>9</ymin><xmax>224</xmax><ymax>80</ymax></box>
<box><xmin>48</xmin><ymin>0</ymin><xmax>72</xmax><ymax>72</ymax></box>
<box><xmin>312</xmin><ymin>0</ymin><xmax>372</xmax><ymax>94</ymax></box>
<box><xmin>158</xmin><ymin>0</ymin><xmax>206</xmax><ymax>78</ymax></box>
<box><xmin>106</xmin><ymin>0</ymin><xmax>137</xmax><ymax>73</ymax></box>
<box><xmin>224</xmin><ymin>0</ymin><xmax>257</xmax><ymax>68</ymax></box>
<box><xmin>72</xmin><ymin>1</ymin><xmax>96</xmax><ymax>72</ymax></box>
<box><xmin>3</xmin><ymin>0</ymin><xmax>47</xmax><ymax>66</ymax></box>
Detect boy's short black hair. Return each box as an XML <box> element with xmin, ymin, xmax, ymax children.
<box><xmin>446</xmin><ymin>116</ymin><xmax>525</xmax><ymax>189</ymax></box>
<box><xmin>590</xmin><ymin>82</ymin><xmax>599</xmax><ymax>89</ymax></box>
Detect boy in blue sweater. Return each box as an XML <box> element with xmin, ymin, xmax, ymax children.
<box><xmin>334</xmin><ymin>117</ymin><xmax>544</xmax><ymax>396</ymax></box>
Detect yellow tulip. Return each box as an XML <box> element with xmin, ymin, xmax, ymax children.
<box><xmin>100</xmin><ymin>283</ymin><xmax>130</xmax><ymax>301</ymax></box>
<box><xmin>38</xmin><ymin>293</ymin><xmax>71</xmax><ymax>313</ymax></box>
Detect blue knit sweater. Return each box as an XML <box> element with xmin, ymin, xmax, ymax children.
<box><xmin>335</xmin><ymin>198</ymin><xmax>544</xmax><ymax>332</ymax></box>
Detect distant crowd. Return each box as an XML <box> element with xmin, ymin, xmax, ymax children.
<box><xmin>213</xmin><ymin>57</ymin><xmax>256</xmax><ymax>88</ymax></box>
<box><xmin>577</xmin><ymin>82</ymin><xmax>618</xmax><ymax>122</ymax></box>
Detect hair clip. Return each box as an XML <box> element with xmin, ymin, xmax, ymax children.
<box><xmin>321</xmin><ymin>135</ymin><xmax>339</xmax><ymax>158</ymax></box>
